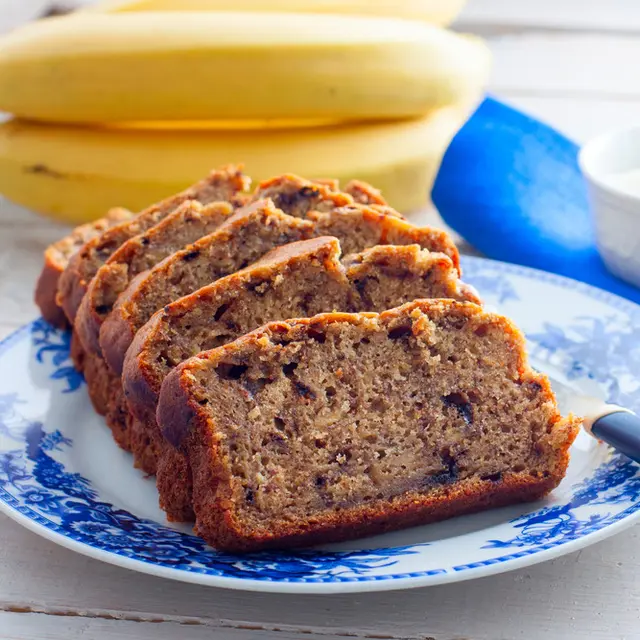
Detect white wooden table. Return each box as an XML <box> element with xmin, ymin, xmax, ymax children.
<box><xmin>2</xmin><ymin>2</ymin><xmax>640</xmax><ymax>638</ymax></box>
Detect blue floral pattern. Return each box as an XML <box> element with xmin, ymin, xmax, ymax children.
<box><xmin>0</xmin><ymin>257</ymin><xmax>639</xmax><ymax>589</ymax></box>
<box><xmin>481</xmin><ymin>454</ymin><xmax>640</xmax><ymax>552</ymax></box>
<box><xmin>528</xmin><ymin>316</ymin><xmax>640</xmax><ymax>412</ymax></box>
<box><xmin>464</xmin><ymin>262</ymin><xmax>520</xmax><ymax>304</ymax></box>
<box><xmin>31</xmin><ymin>319</ymin><xmax>84</xmax><ymax>393</ymax></box>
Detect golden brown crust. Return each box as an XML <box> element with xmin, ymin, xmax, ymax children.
<box><xmin>157</xmin><ymin>446</ymin><xmax>195</xmax><ymax>521</ymax></box>
<box><xmin>343</xmin><ymin>179</ymin><xmax>388</xmax><ymax>207</ymax></box>
<box><xmin>197</xmin><ymin>463</ymin><xmax>561</xmax><ymax>553</ymax></box>
<box><xmin>100</xmin><ymin>270</ymin><xmax>150</xmax><ymax>384</ymax></box>
<box><xmin>35</xmin><ymin>207</ymin><xmax>133</xmax><ymax>328</ymax></box>
<box><xmin>35</xmin><ymin>254</ymin><xmax>71</xmax><ymax>329</ymax></box>
<box><xmin>69</xmin><ymin>331</ymin><xmax>87</xmax><ymax>372</ymax></box>
<box><xmin>82</xmin><ymin>350</ymin><xmax>117</xmax><ymax>417</ymax></box>
<box><xmin>105</xmin><ymin>384</ymin><xmax>133</xmax><ymax>451</ymax></box>
<box><xmin>310</xmin><ymin>205</ymin><xmax>460</xmax><ymax>273</ymax></box>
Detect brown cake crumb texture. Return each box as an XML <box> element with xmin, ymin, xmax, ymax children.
<box><xmin>123</xmin><ymin>236</ymin><xmax>475</xmax><ymax>519</ymax></box>
<box><xmin>31</xmin><ymin>167</ymin><xmax>580</xmax><ymax>553</ymax></box>
<box><xmin>91</xmin><ymin>175</ymin><xmax>448</xmax><ymax>443</ymax></box>
<box><xmin>57</xmin><ymin>165</ymin><xmax>249</xmax><ymax>327</ymax></box>
<box><xmin>75</xmin><ymin>199</ymin><xmax>234</xmax><ymax>358</ymax></box>
<box><xmin>76</xmin><ymin>173</ymin><xmax>374</xmax><ymax>362</ymax></box>
<box><xmin>104</xmin><ymin>197</ymin><xmax>459</xmax><ymax>378</ymax></box>
<box><xmin>157</xmin><ymin>300</ymin><xmax>580</xmax><ymax>552</ymax></box>
<box><xmin>62</xmin><ymin>167</ymin><xmax>248</xmax><ymax>417</ymax></box>
<box><xmin>100</xmin><ymin>195</ymin><xmax>459</xmax><ymax>459</ymax></box>
<box><xmin>84</xmin><ymin>176</ymin><xmax>399</xmax><ymax>442</ymax></box>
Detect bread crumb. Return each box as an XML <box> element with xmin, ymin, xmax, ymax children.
<box><xmin>248</xmin><ymin>406</ymin><xmax>261</xmax><ymax>420</ymax></box>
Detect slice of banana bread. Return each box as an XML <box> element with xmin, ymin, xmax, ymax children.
<box><xmin>157</xmin><ymin>300</ymin><xmax>580</xmax><ymax>551</ymax></box>
<box><xmin>56</xmin><ymin>165</ymin><xmax>249</xmax><ymax>326</ymax></box>
<box><xmin>75</xmin><ymin>200</ymin><xmax>234</xmax><ymax>357</ymax></box>
<box><xmin>35</xmin><ymin>206</ymin><xmax>133</xmax><ymax>329</ymax></box>
<box><xmin>123</xmin><ymin>238</ymin><xmax>476</xmax><ymax>518</ymax></box>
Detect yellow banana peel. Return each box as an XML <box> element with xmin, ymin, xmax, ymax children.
<box><xmin>0</xmin><ymin>12</ymin><xmax>489</xmax><ymax>123</ymax></box>
<box><xmin>0</xmin><ymin>106</ymin><xmax>473</xmax><ymax>224</ymax></box>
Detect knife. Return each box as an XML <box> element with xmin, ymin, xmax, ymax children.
<box><xmin>548</xmin><ymin>375</ymin><xmax>640</xmax><ymax>463</ymax></box>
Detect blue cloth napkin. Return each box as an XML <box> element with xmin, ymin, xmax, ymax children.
<box><xmin>432</xmin><ymin>96</ymin><xmax>640</xmax><ymax>306</ymax></box>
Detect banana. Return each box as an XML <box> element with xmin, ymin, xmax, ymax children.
<box><xmin>0</xmin><ymin>106</ymin><xmax>471</xmax><ymax>224</ymax></box>
<box><xmin>84</xmin><ymin>0</ymin><xmax>467</xmax><ymax>27</ymax></box>
<box><xmin>0</xmin><ymin>12</ymin><xmax>490</xmax><ymax>123</ymax></box>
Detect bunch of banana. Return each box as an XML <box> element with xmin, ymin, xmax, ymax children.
<box><xmin>0</xmin><ymin>0</ymin><xmax>490</xmax><ymax>223</ymax></box>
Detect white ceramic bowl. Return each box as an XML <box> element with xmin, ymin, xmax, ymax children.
<box><xmin>579</xmin><ymin>126</ymin><xmax>640</xmax><ymax>289</ymax></box>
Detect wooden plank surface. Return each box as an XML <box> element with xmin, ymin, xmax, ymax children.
<box><xmin>1</xmin><ymin>1</ymin><xmax>640</xmax><ymax>639</ymax></box>
<box><xmin>458</xmin><ymin>0</ymin><xmax>640</xmax><ymax>32</ymax></box>
<box><xmin>0</xmin><ymin>516</ymin><xmax>638</xmax><ymax>640</ymax></box>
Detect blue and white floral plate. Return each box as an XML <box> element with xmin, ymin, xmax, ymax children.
<box><xmin>1</xmin><ymin>257</ymin><xmax>639</xmax><ymax>594</ymax></box>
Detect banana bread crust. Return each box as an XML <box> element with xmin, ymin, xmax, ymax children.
<box><xmin>35</xmin><ymin>207</ymin><xmax>133</xmax><ymax>328</ymax></box>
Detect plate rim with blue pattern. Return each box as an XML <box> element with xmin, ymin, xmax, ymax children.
<box><xmin>0</xmin><ymin>256</ymin><xmax>639</xmax><ymax>594</ymax></box>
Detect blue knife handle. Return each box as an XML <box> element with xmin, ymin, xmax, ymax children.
<box><xmin>591</xmin><ymin>411</ymin><xmax>640</xmax><ymax>464</ymax></box>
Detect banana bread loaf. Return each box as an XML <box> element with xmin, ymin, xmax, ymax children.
<box><xmin>88</xmin><ymin>175</ymin><xmax>407</xmax><ymax>431</ymax></box>
<box><xmin>37</xmin><ymin>171</ymin><xmax>388</xmax><ymax>331</ymax></box>
<box><xmin>123</xmin><ymin>237</ymin><xmax>477</xmax><ymax>519</ymax></box>
<box><xmin>77</xmin><ymin>174</ymin><xmax>380</xmax><ymax>414</ymax></box>
<box><xmin>35</xmin><ymin>206</ymin><xmax>133</xmax><ymax>329</ymax></box>
<box><xmin>157</xmin><ymin>300</ymin><xmax>580</xmax><ymax>551</ymax></box>
<box><xmin>99</xmin><ymin>198</ymin><xmax>458</xmax><ymax>454</ymax></box>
